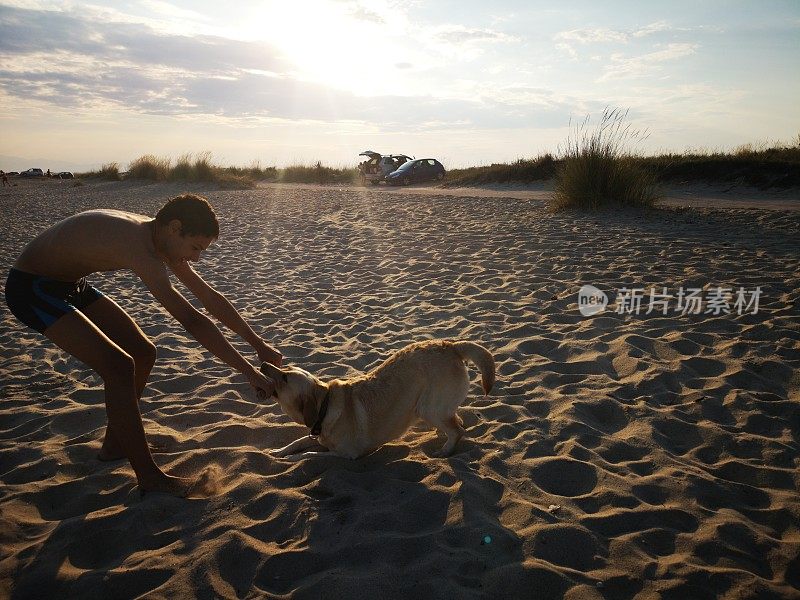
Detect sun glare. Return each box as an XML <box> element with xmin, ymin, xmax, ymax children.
<box><xmin>244</xmin><ymin>0</ymin><xmax>409</xmax><ymax>96</ymax></box>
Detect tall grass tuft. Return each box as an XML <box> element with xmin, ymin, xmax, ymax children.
<box><xmin>167</xmin><ymin>152</ymin><xmax>217</xmax><ymax>182</ymax></box>
<box><xmin>98</xmin><ymin>162</ymin><xmax>121</xmax><ymax>180</ymax></box>
<box><xmin>190</xmin><ymin>151</ymin><xmax>215</xmax><ymax>182</ymax></box>
<box><xmin>551</xmin><ymin>108</ymin><xmax>659</xmax><ymax>211</ymax></box>
<box><xmin>76</xmin><ymin>162</ymin><xmax>121</xmax><ymax>180</ymax></box>
<box><xmin>128</xmin><ymin>155</ymin><xmax>172</xmax><ymax>181</ymax></box>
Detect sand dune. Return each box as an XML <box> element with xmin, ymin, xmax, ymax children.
<box><xmin>1</xmin><ymin>179</ymin><xmax>799</xmax><ymax>598</ymax></box>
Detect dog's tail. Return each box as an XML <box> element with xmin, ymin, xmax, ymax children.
<box><xmin>451</xmin><ymin>341</ymin><xmax>496</xmax><ymax>396</ymax></box>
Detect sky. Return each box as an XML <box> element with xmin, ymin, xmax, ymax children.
<box><xmin>1</xmin><ymin>0</ymin><xmax>798</xmax><ymax>171</ymax></box>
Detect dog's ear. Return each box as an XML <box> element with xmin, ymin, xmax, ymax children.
<box><xmin>301</xmin><ymin>394</ymin><xmax>318</xmax><ymax>428</ymax></box>
<box><xmin>261</xmin><ymin>362</ymin><xmax>288</xmax><ymax>384</ymax></box>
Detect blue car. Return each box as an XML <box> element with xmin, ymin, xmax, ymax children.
<box><xmin>386</xmin><ymin>158</ymin><xmax>446</xmax><ymax>185</ymax></box>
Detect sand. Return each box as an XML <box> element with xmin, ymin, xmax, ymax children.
<box><xmin>1</xmin><ymin>178</ymin><xmax>799</xmax><ymax>599</ymax></box>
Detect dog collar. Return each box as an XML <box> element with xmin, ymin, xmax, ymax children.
<box><xmin>310</xmin><ymin>389</ymin><xmax>330</xmax><ymax>437</ymax></box>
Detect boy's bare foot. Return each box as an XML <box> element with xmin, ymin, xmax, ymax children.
<box><xmin>138</xmin><ymin>474</ymin><xmax>196</xmax><ymax>498</ymax></box>
<box><xmin>138</xmin><ymin>466</ymin><xmax>220</xmax><ymax>498</ymax></box>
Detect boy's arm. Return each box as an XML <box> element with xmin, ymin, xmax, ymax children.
<box><xmin>169</xmin><ymin>259</ymin><xmax>282</xmax><ymax>366</ymax></box>
<box><xmin>136</xmin><ymin>260</ymin><xmax>276</xmax><ymax>395</ymax></box>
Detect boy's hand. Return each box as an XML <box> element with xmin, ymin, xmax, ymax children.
<box><xmin>256</xmin><ymin>341</ymin><xmax>283</xmax><ymax>367</ymax></box>
<box><xmin>247</xmin><ymin>368</ymin><xmax>276</xmax><ymax>400</ymax></box>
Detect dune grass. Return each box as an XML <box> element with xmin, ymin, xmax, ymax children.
<box><xmin>78</xmin><ymin>155</ymin><xmax>354</xmax><ymax>187</ymax></box>
<box><xmin>125</xmin><ymin>153</ymin><xmax>258</xmax><ymax>188</ymax></box>
<box><xmin>550</xmin><ymin>108</ymin><xmax>659</xmax><ymax>211</ymax></box>
<box><xmin>633</xmin><ymin>138</ymin><xmax>800</xmax><ymax>189</ymax></box>
<box><xmin>70</xmin><ymin>127</ymin><xmax>799</xmax><ymax>194</ymax></box>
<box><xmin>128</xmin><ymin>155</ymin><xmax>172</xmax><ymax>181</ymax></box>
<box><xmin>443</xmin><ymin>125</ymin><xmax>799</xmax><ymax>194</ymax></box>
<box><xmin>77</xmin><ymin>162</ymin><xmax>121</xmax><ymax>180</ymax></box>
<box><xmin>277</xmin><ymin>161</ymin><xmax>359</xmax><ymax>184</ymax></box>
<box><xmin>224</xmin><ymin>161</ymin><xmax>278</xmax><ymax>181</ymax></box>
<box><xmin>445</xmin><ymin>154</ymin><xmax>557</xmax><ymax>187</ymax></box>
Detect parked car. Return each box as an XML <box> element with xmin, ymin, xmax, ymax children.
<box><xmin>386</xmin><ymin>158</ymin><xmax>446</xmax><ymax>185</ymax></box>
<box><xmin>358</xmin><ymin>151</ymin><xmax>413</xmax><ymax>185</ymax></box>
<box><xmin>57</xmin><ymin>171</ymin><xmax>74</xmax><ymax>179</ymax></box>
<box><xmin>20</xmin><ymin>168</ymin><xmax>44</xmax><ymax>177</ymax></box>
<box><xmin>5</xmin><ymin>171</ymin><xmax>19</xmax><ymax>176</ymax></box>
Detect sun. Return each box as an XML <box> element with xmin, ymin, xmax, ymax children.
<box><xmin>244</xmin><ymin>0</ymin><xmax>408</xmax><ymax>96</ymax></box>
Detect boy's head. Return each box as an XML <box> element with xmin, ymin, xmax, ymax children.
<box><xmin>156</xmin><ymin>194</ymin><xmax>219</xmax><ymax>238</ymax></box>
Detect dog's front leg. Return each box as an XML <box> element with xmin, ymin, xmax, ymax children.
<box><xmin>271</xmin><ymin>435</ymin><xmax>325</xmax><ymax>458</ymax></box>
<box><xmin>283</xmin><ymin>447</ymin><xmax>331</xmax><ymax>462</ymax></box>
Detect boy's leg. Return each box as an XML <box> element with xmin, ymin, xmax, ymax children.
<box><xmin>43</xmin><ymin>309</ymin><xmax>192</xmax><ymax>496</ymax></box>
<box><xmin>81</xmin><ymin>296</ymin><xmax>157</xmax><ymax>460</ymax></box>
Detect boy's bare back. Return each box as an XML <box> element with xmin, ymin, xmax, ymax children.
<box><xmin>14</xmin><ymin>210</ymin><xmax>160</xmax><ymax>281</ymax></box>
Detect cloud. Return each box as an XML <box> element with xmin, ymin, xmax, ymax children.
<box><xmin>632</xmin><ymin>21</ymin><xmax>672</xmax><ymax>38</ymax></box>
<box><xmin>556</xmin><ymin>21</ymin><xmax>676</xmax><ymax>46</ymax></box>
<box><xmin>555</xmin><ymin>27</ymin><xmax>628</xmax><ymax>45</ymax></box>
<box><xmin>0</xmin><ymin>7</ymin><xmax>569</xmax><ymax>131</ymax></box>
<box><xmin>346</xmin><ymin>4</ymin><xmax>385</xmax><ymax>24</ymax></box>
<box><xmin>0</xmin><ymin>6</ymin><xmax>288</xmax><ymax>74</ymax></box>
<box><xmin>555</xmin><ymin>21</ymin><xmax>687</xmax><ymax>58</ymax></box>
<box><xmin>0</xmin><ymin>5</ymin><xmax>570</xmax><ymax>132</ymax></box>
<box><xmin>138</xmin><ymin>0</ymin><xmax>211</xmax><ymax>23</ymax></box>
<box><xmin>599</xmin><ymin>43</ymin><xmax>699</xmax><ymax>82</ymax></box>
<box><xmin>432</xmin><ymin>25</ymin><xmax>518</xmax><ymax>45</ymax></box>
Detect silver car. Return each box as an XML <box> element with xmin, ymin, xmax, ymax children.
<box><xmin>358</xmin><ymin>151</ymin><xmax>413</xmax><ymax>185</ymax></box>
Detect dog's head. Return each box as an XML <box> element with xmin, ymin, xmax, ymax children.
<box><xmin>260</xmin><ymin>362</ymin><xmax>328</xmax><ymax>428</ymax></box>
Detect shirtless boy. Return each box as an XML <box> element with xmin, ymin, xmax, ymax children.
<box><xmin>4</xmin><ymin>194</ymin><xmax>281</xmax><ymax>497</ymax></box>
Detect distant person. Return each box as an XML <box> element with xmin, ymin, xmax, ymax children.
<box><xmin>46</xmin><ymin>169</ymin><xmax>51</xmax><ymax>177</ymax></box>
<box><xmin>1</xmin><ymin>170</ymin><xmax>8</xmax><ymax>186</ymax></box>
<box><xmin>4</xmin><ymin>194</ymin><xmax>281</xmax><ymax>497</ymax></box>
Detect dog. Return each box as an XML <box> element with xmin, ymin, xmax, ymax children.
<box><xmin>261</xmin><ymin>340</ymin><xmax>495</xmax><ymax>459</ymax></box>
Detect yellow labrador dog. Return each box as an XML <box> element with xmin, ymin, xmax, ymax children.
<box><xmin>261</xmin><ymin>340</ymin><xmax>495</xmax><ymax>459</ymax></box>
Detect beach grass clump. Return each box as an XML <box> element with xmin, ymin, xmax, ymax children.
<box><xmin>128</xmin><ymin>155</ymin><xmax>172</xmax><ymax>181</ymax></box>
<box><xmin>191</xmin><ymin>152</ymin><xmax>215</xmax><ymax>182</ymax></box>
<box><xmin>551</xmin><ymin>108</ymin><xmax>659</xmax><ymax>211</ymax></box>
<box><xmin>98</xmin><ymin>162</ymin><xmax>122</xmax><ymax>180</ymax></box>
<box><xmin>168</xmin><ymin>152</ymin><xmax>217</xmax><ymax>183</ymax></box>
<box><xmin>76</xmin><ymin>162</ymin><xmax>121</xmax><ymax>180</ymax></box>
<box><xmin>169</xmin><ymin>153</ymin><xmax>195</xmax><ymax>182</ymax></box>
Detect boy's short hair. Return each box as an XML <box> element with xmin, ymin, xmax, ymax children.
<box><xmin>155</xmin><ymin>194</ymin><xmax>219</xmax><ymax>238</ymax></box>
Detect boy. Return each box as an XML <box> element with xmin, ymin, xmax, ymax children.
<box><xmin>5</xmin><ymin>194</ymin><xmax>281</xmax><ymax>497</ymax></box>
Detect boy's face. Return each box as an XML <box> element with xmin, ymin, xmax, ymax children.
<box><xmin>177</xmin><ymin>233</ymin><xmax>215</xmax><ymax>263</ymax></box>
<box><xmin>165</xmin><ymin>219</ymin><xmax>215</xmax><ymax>262</ymax></box>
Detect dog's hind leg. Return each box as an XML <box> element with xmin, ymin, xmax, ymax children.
<box><xmin>431</xmin><ymin>414</ymin><xmax>466</xmax><ymax>457</ymax></box>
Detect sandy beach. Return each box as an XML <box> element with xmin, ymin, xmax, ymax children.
<box><xmin>1</xmin><ymin>178</ymin><xmax>799</xmax><ymax>599</ymax></box>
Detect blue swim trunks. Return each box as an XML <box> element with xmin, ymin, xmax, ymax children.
<box><xmin>4</xmin><ymin>268</ymin><xmax>104</xmax><ymax>334</ymax></box>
